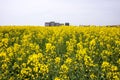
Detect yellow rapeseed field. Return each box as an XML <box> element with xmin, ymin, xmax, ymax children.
<box><xmin>0</xmin><ymin>26</ymin><xmax>120</xmax><ymax>80</ymax></box>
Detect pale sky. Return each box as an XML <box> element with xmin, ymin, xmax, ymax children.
<box><xmin>0</xmin><ymin>0</ymin><xmax>120</xmax><ymax>26</ymax></box>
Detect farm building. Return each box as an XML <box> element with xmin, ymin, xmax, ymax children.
<box><xmin>45</xmin><ymin>21</ymin><xmax>69</xmax><ymax>26</ymax></box>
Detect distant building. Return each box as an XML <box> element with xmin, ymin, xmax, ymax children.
<box><xmin>50</xmin><ymin>21</ymin><xmax>55</xmax><ymax>26</ymax></box>
<box><xmin>45</xmin><ymin>21</ymin><xmax>58</xmax><ymax>26</ymax></box>
<box><xmin>45</xmin><ymin>22</ymin><xmax>50</xmax><ymax>26</ymax></box>
<box><xmin>65</xmin><ymin>23</ymin><xmax>69</xmax><ymax>26</ymax></box>
<box><xmin>60</xmin><ymin>23</ymin><xmax>64</xmax><ymax>26</ymax></box>
<box><xmin>45</xmin><ymin>21</ymin><xmax>69</xmax><ymax>26</ymax></box>
<box><xmin>55</xmin><ymin>23</ymin><xmax>60</xmax><ymax>26</ymax></box>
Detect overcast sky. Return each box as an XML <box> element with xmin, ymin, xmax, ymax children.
<box><xmin>0</xmin><ymin>0</ymin><xmax>120</xmax><ymax>26</ymax></box>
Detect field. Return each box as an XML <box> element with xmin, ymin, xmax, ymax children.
<box><xmin>0</xmin><ymin>26</ymin><xmax>120</xmax><ymax>80</ymax></box>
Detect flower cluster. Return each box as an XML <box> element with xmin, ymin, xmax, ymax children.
<box><xmin>0</xmin><ymin>26</ymin><xmax>120</xmax><ymax>80</ymax></box>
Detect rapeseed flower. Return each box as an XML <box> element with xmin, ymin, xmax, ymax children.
<box><xmin>55</xmin><ymin>57</ymin><xmax>61</xmax><ymax>64</ymax></box>
<box><xmin>65</xmin><ymin>57</ymin><xmax>72</xmax><ymax>64</ymax></box>
<box><xmin>60</xmin><ymin>64</ymin><xmax>69</xmax><ymax>73</ymax></box>
<box><xmin>0</xmin><ymin>26</ymin><xmax>120</xmax><ymax>80</ymax></box>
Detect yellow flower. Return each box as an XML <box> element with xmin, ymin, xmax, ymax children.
<box><xmin>117</xmin><ymin>59</ymin><xmax>120</xmax><ymax>64</ymax></box>
<box><xmin>111</xmin><ymin>65</ymin><xmax>118</xmax><ymax>71</ymax></box>
<box><xmin>102</xmin><ymin>61</ymin><xmax>111</xmax><ymax>72</ymax></box>
<box><xmin>77</xmin><ymin>43</ymin><xmax>83</xmax><ymax>49</ymax></box>
<box><xmin>13</xmin><ymin>62</ymin><xmax>19</xmax><ymax>69</ymax></box>
<box><xmin>101</xmin><ymin>50</ymin><xmax>112</xmax><ymax>56</ymax></box>
<box><xmin>38</xmin><ymin>53</ymin><xmax>43</xmax><ymax>58</ymax></box>
<box><xmin>3</xmin><ymin>57</ymin><xmax>10</xmax><ymax>62</ymax></box>
<box><xmin>113</xmin><ymin>75</ymin><xmax>119</xmax><ymax>80</ymax></box>
<box><xmin>7</xmin><ymin>47</ymin><xmax>13</xmax><ymax>53</ymax></box>
<box><xmin>115</xmin><ymin>41</ymin><xmax>120</xmax><ymax>45</ymax></box>
<box><xmin>90</xmin><ymin>39</ymin><xmax>96</xmax><ymax>46</ymax></box>
<box><xmin>46</xmin><ymin>43</ymin><xmax>52</xmax><ymax>51</ymax></box>
<box><xmin>65</xmin><ymin>57</ymin><xmax>72</xmax><ymax>64</ymax></box>
<box><xmin>21</xmin><ymin>63</ymin><xmax>26</xmax><ymax>67</ymax></box>
<box><xmin>102</xmin><ymin>61</ymin><xmax>110</xmax><ymax>68</ymax></box>
<box><xmin>33</xmin><ymin>66</ymin><xmax>38</xmax><ymax>72</ymax></box>
<box><xmin>27</xmin><ymin>54</ymin><xmax>39</xmax><ymax>64</ymax></box>
<box><xmin>76</xmin><ymin>53</ymin><xmax>82</xmax><ymax>61</ymax></box>
<box><xmin>90</xmin><ymin>73</ymin><xmax>96</xmax><ymax>79</ymax></box>
<box><xmin>66</xmin><ymin>41</ymin><xmax>74</xmax><ymax>52</ymax></box>
<box><xmin>13</xmin><ymin>43</ymin><xmax>20</xmax><ymax>52</ymax></box>
<box><xmin>100</xmin><ymin>42</ymin><xmax>104</xmax><ymax>46</ymax></box>
<box><xmin>106</xmin><ymin>44</ymin><xmax>111</xmax><ymax>49</ymax></box>
<box><xmin>60</xmin><ymin>64</ymin><xmax>69</xmax><ymax>73</ymax></box>
<box><xmin>17</xmin><ymin>57</ymin><xmax>22</xmax><ymax>61</ymax></box>
<box><xmin>21</xmin><ymin>68</ymin><xmax>27</xmax><ymax>75</ymax></box>
<box><xmin>2</xmin><ymin>63</ymin><xmax>8</xmax><ymax>70</ymax></box>
<box><xmin>55</xmin><ymin>57</ymin><xmax>61</xmax><ymax>64</ymax></box>
<box><xmin>9</xmin><ymin>76</ymin><xmax>15</xmax><ymax>80</ymax></box>
<box><xmin>40</xmin><ymin>64</ymin><xmax>49</xmax><ymax>75</ymax></box>
<box><xmin>54</xmin><ymin>77</ymin><xmax>61</xmax><ymax>80</ymax></box>
<box><xmin>8</xmin><ymin>53</ymin><xmax>13</xmax><ymax>57</ymax></box>
<box><xmin>2</xmin><ymin>38</ymin><xmax>8</xmax><ymax>44</ymax></box>
<box><xmin>21</xmin><ymin>67</ymin><xmax>32</xmax><ymax>75</ymax></box>
<box><xmin>106</xmin><ymin>72</ymin><xmax>112</xmax><ymax>78</ymax></box>
<box><xmin>46</xmin><ymin>43</ymin><xmax>55</xmax><ymax>53</ymax></box>
<box><xmin>0</xmin><ymin>25</ymin><xmax>120</xmax><ymax>79</ymax></box>
<box><xmin>84</xmin><ymin>55</ymin><xmax>94</xmax><ymax>67</ymax></box>
<box><xmin>77</xmin><ymin>48</ymin><xmax>86</xmax><ymax>56</ymax></box>
<box><xmin>0</xmin><ymin>52</ymin><xmax>6</xmax><ymax>57</ymax></box>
